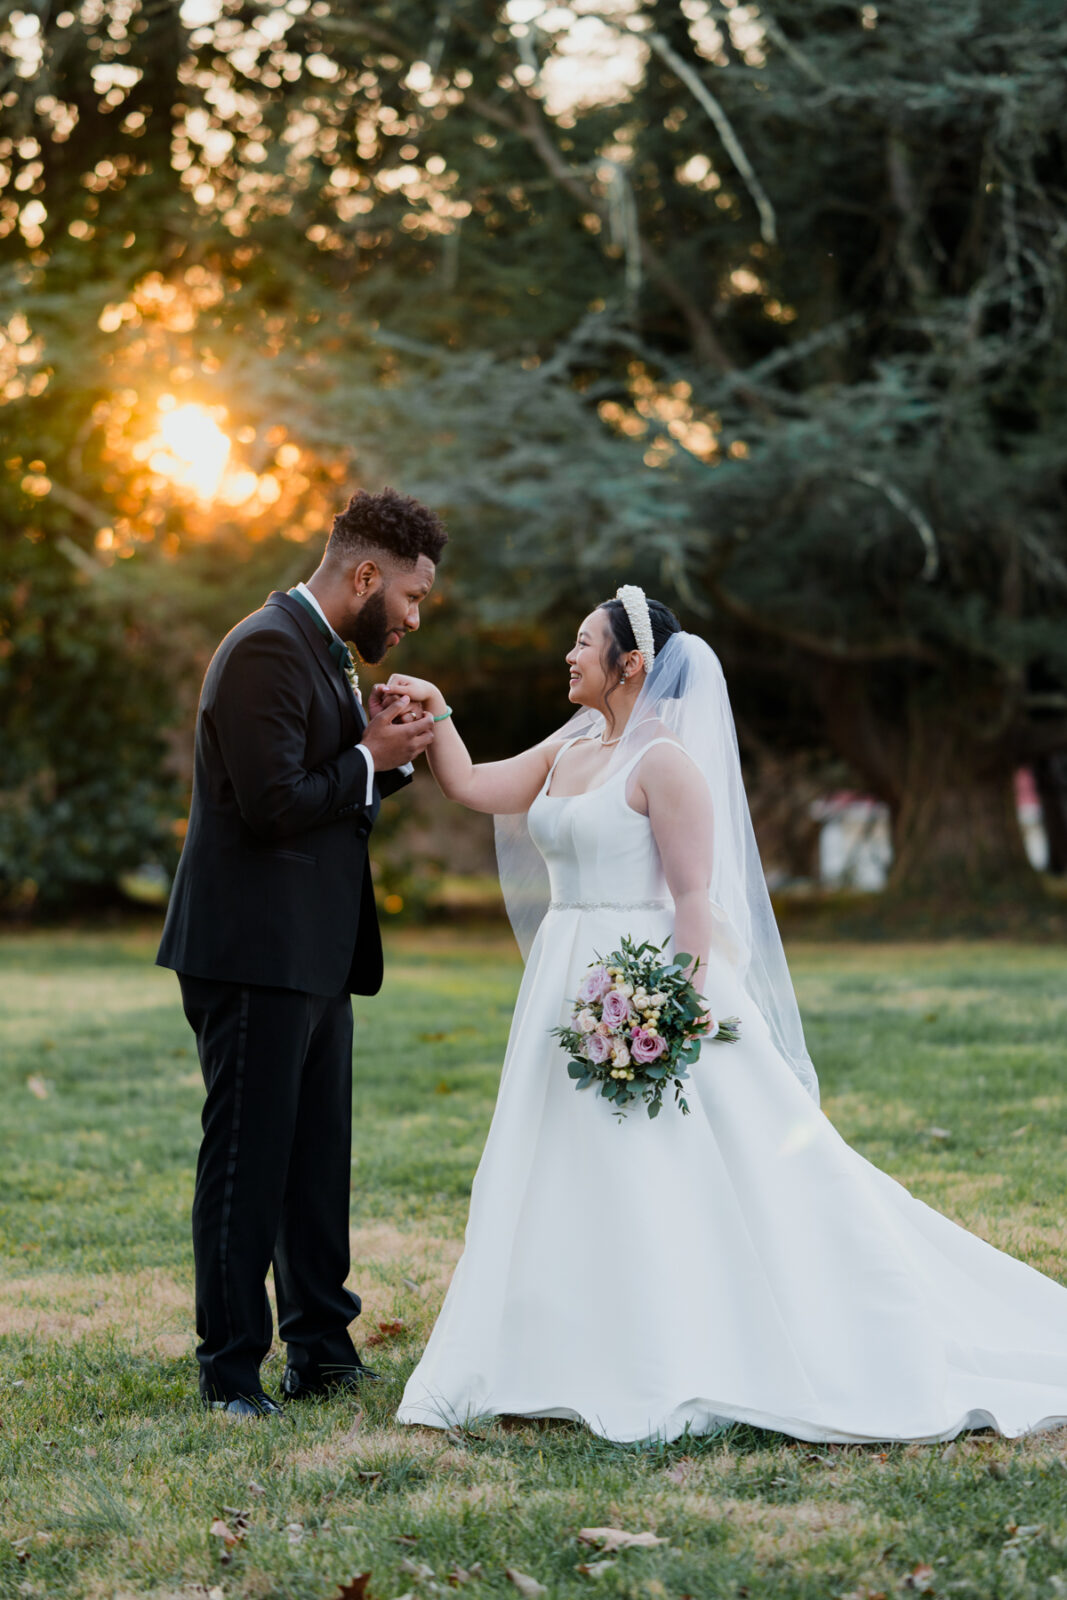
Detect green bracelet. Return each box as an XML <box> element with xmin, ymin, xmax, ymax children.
<box><xmin>433</xmin><ymin>705</ymin><xmax>453</xmax><ymax>722</ymax></box>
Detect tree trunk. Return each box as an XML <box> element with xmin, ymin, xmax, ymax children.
<box><xmin>808</xmin><ymin>663</ymin><xmax>1041</xmax><ymax>902</ymax></box>
<box><xmin>1032</xmin><ymin>753</ymin><xmax>1067</xmax><ymax>875</ymax></box>
<box><xmin>889</xmin><ymin>710</ymin><xmax>1037</xmax><ymax>898</ymax></box>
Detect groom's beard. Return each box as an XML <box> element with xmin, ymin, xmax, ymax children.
<box><xmin>348</xmin><ymin>589</ymin><xmax>392</xmax><ymax>664</ymax></box>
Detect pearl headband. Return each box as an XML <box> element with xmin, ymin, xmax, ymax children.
<box><xmin>615</xmin><ymin>584</ymin><xmax>655</xmax><ymax>676</ymax></box>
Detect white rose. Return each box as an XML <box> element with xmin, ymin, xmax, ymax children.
<box><xmin>618</xmin><ymin>982</ymin><xmax>635</xmax><ymax>998</ymax></box>
<box><xmin>575</xmin><ymin>1007</ymin><xmax>598</xmax><ymax>1033</ymax></box>
<box><xmin>613</xmin><ymin>1043</ymin><xmax>631</xmax><ymax>1067</ymax></box>
<box><xmin>632</xmin><ymin>989</ymin><xmax>650</xmax><ymax>1010</ymax></box>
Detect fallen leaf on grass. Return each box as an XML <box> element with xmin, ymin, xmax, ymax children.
<box><xmin>209</xmin><ymin>1519</ymin><xmax>242</xmax><ymax>1550</ymax></box>
<box><xmin>447</xmin><ymin>1565</ymin><xmax>484</xmax><ymax>1585</ymax></box>
<box><xmin>398</xmin><ymin>1557</ymin><xmax>435</xmax><ymax>1581</ymax></box>
<box><xmin>26</xmin><ymin>1076</ymin><xmax>49</xmax><ymax>1100</ymax></box>
<box><xmin>332</xmin><ymin>1576</ymin><xmax>372</xmax><ymax>1600</ymax></box>
<box><xmin>402</xmin><ymin>1277</ymin><xmax>422</xmax><ymax>1294</ymax></box>
<box><xmin>357</xmin><ymin>1470</ymin><xmax>382</xmax><ymax>1484</ymax></box>
<box><xmin>286</xmin><ymin>1523</ymin><xmax>304</xmax><ymax>1545</ymax></box>
<box><xmin>902</xmin><ymin>1565</ymin><xmax>935</xmax><ymax>1592</ymax></box>
<box><xmin>248</xmin><ymin>1480</ymin><xmax>266</xmax><ymax>1496</ymax></box>
<box><xmin>506</xmin><ymin>1569</ymin><xmax>547</xmax><ymax>1597</ymax></box>
<box><xmin>665</xmin><ymin>1457</ymin><xmax>696</xmax><ymax>1484</ymax></box>
<box><xmin>577</xmin><ymin>1528</ymin><xmax>668</xmax><ymax>1552</ymax></box>
<box><xmin>926</xmin><ymin>1127</ymin><xmax>951</xmax><ymax>1142</ymax></box>
<box><xmin>1003</xmin><ymin>1522</ymin><xmax>1043</xmax><ymax>1550</ymax></box>
<box><xmin>987</xmin><ymin>1461</ymin><xmax>1009</xmax><ymax>1480</ymax></box>
<box><xmin>444</xmin><ymin>1426</ymin><xmax>485</xmax><ymax>1446</ymax></box>
<box><xmin>364</xmin><ymin>1320</ymin><xmax>407</xmax><ymax>1347</ymax></box>
<box><xmin>576</xmin><ymin>1560</ymin><xmax>617</xmax><ymax>1578</ymax></box>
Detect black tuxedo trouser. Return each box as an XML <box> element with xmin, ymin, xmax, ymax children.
<box><xmin>179</xmin><ymin>973</ymin><xmax>361</xmax><ymax>1401</ymax></box>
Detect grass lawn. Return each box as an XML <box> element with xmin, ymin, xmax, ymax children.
<box><xmin>2</xmin><ymin>924</ymin><xmax>1067</xmax><ymax>1600</ymax></box>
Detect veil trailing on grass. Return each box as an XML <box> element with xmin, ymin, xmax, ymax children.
<box><xmin>494</xmin><ymin>631</ymin><xmax>819</xmax><ymax>1103</ymax></box>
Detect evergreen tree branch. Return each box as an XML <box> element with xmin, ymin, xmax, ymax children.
<box><xmin>847</xmin><ymin>469</ymin><xmax>939</xmax><ymax>581</ymax></box>
<box><xmin>467</xmin><ymin>86</ymin><xmax>739</xmax><ymax>377</ymax></box>
<box><xmin>644</xmin><ymin>29</ymin><xmax>778</xmax><ymax>247</ymax></box>
<box><xmin>707</xmin><ymin>579</ymin><xmax>939</xmax><ymax>665</ymax></box>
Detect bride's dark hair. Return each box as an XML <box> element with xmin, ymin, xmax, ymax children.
<box><xmin>597</xmin><ymin>595</ymin><xmax>682</xmax><ymax>677</ymax></box>
<box><xmin>596</xmin><ymin>596</ymin><xmax>682</xmax><ymax>728</ymax></box>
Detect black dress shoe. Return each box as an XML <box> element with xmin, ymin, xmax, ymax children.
<box><xmin>204</xmin><ymin>1391</ymin><xmax>284</xmax><ymax>1418</ymax></box>
<box><xmin>281</xmin><ymin>1360</ymin><xmax>379</xmax><ymax>1400</ymax></box>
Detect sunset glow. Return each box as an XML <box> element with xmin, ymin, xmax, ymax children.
<box><xmin>149</xmin><ymin>400</ymin><xmax>231</xmax><ymax>499</ymax></box>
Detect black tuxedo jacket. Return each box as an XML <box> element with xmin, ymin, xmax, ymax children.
<box><xmin>157</xmin><ymin>591</ymin><xmax>411</xmax><ymax>997</ymax></box>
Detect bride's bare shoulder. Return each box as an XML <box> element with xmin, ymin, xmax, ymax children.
<box><xmin>632</xmin><ymin>722</ymin><xmax>689</xmax><ymax>762</ymax></box>
<box><xmin>633</xmin><ymin>732</ymin><xmax>705</xmax><ymax>789</ymax></box>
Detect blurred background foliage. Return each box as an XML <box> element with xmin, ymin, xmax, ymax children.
<box><xmin>1</xmin><ymin>0</ymin><xmax>1066</xmax><ymax>916</ymax></box>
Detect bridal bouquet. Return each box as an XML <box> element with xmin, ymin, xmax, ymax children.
<box><xmin>553</xmin><ymin>935</ymin><xmax>740</xmax><ymax>1120</ymax></box>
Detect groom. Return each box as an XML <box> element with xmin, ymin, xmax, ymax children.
<box><xmin>157</xmin><ymin>486</ymin><xmax>447</xmax><ymax>1416</ymax></box>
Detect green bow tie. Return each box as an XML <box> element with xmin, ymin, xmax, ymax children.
<box><xmin>289</xmin><ymin>589</ymin><xmax>360</xmax><ymax>700</ymax></box>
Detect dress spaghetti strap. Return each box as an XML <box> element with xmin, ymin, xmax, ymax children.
<box><xmin>543</xmin><ymin>734</ymin><xmax>591</xmax><ymax>796</ymax></box>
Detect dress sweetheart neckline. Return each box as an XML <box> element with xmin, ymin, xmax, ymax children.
<box><xmin>541</xmin><ymin>767</ymin><xmax>627</xmax><ymax>802</ymax></box>
<box><xmin>541</xmin><ymin>733</ymin><xmax>686</xmax><ymax>802</ymax></box>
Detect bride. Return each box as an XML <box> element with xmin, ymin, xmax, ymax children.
<box><xmin>387</xmin><ymin>586</ymin><xmax>1067</xmax><ymax>1444</ymax></box>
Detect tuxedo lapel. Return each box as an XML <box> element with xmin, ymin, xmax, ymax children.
<box><xmin>266</xmin><ymin>591</ymin><xmax>361</xmax><ymax>742</ymax></box>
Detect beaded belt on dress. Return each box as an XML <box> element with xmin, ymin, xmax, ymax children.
<box><xmin>548</xmin><ymin>898</ymin><xmax>671</xmax><ymax>912</ymax></box>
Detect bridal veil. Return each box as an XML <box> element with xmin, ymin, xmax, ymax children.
<box><xmin>494</xmin><ymin>631</ymin><xmax>820</xmax><ymax>1103</ymax></box>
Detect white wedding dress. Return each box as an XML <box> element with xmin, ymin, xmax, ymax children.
<box><xmin>398</xmin><ymin>742</ymin><xmax>1067</xmax><ymax>1444</ymax></box>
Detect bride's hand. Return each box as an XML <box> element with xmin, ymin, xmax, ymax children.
<box><xmin>688</xmin><ymin>1002</ymin><xmax>715</xmax><ymax>1042</ymax></box>
<box><xmin>384</xmin><ymin>673</ymin><xmax>447</xmax><ymax>717</ymax></box>
<box><xmin>367</xmin><ymin>680</ymin><xmax>432</xmax><ymax>722</ymax></box>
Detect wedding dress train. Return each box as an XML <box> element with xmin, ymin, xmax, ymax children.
<box><xmin>398</xmin><ymin>746</ymin><xmax>1067</xmax><ymax>1444</ymax></box>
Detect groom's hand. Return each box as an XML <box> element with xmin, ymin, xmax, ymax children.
<box><xmin>361</xmin><ymin>697</ymin><xmax>435</xmax><ymax>767</ymax></box>
<box><xmin>367</xmin><ymin>682</ymin><xmax>400</xmax><ymax>719</ymax></box>
<box><xmin>384</xmin><ymin>672</ymin><xmax>448</xmax><ymax>717</ymax></box>
<box><xmin>368</xmin><ymin>683</ymin><xmax>420</xmax><ymax>725</ymax></box>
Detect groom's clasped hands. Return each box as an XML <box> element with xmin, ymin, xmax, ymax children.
<box><xmin>367</xmin><ymin>673</ymin><xmax>446</xmax><ymax>742</ymax></box>
<box><xmin>360</xmin><ymin>682</ymin><xmax>437</xmax><ymax>767</ymax></box>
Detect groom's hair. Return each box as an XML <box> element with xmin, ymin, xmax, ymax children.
<box><xmin>326</xmin><ymin>486</ymin><xmax>448</xmax><ymax>569</ymax></box>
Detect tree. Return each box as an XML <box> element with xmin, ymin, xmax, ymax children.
<box><xmin>4</xmin><ymin>0</ymin><xmax>1066</xmax><ymax>907</ymax></box>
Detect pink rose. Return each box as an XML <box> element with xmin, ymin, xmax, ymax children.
<box><xmin>630</xmin><ymin>1027</ymin><xmax>667</xmax><ymax>1064</ymax></box>
<box><xmin>601</xmin><ymin>989</ymin><xmax>632</xmax><ymax>1029</ymax></box>
<box><xmin>577</xmin><ymin>964</ymin><xmax>613</xmax><ymax>1005</ymax></box>
<box><xmin>584</xmin><ymin>1031</ymin><xmax>611</xmax><ymax>1064</ymax></box>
